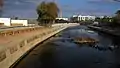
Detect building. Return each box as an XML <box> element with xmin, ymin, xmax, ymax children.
<box><xmin>28</xmin><ymin>19</ymin><xmax>39</xmax><ymax>26</ymax></box>
<box><xmin>0</xmin><ymin>18</ymin><xmax>11</xmax><ymax>26</ymax></box>
<box><xmin>56</xmin><ymin>17</ymin><xmax>69</xmax><ymax>21</ymax></box>
<box><xmin>0</xmin><ymin>18</ymin><xmax>28</xmax><ymax>26</ymax></box>
<box><xmin>72</xmin><ymin>15</ymin><xmax>95</xmax><ymax>21</ymax></box>
<box><xmin>11</xmin><ymin>20</ymin><xmax>28</xmax><ymax>26</ymax></box>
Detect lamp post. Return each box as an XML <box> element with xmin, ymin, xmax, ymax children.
<box><xmin>0</xmin><ymin>0</ymin><xmax>3</xmax><ymax>17</ymax></box>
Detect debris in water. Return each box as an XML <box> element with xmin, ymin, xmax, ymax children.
<box><xmin>74</xmin><ymin>37</ymin><xmax>99</xmax><ymax>46</ymax></box>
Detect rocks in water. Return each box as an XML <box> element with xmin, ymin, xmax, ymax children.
<box><xmin>93</xmin><ymin>45</ymin><xmax>118</xmax><ymax>51</ymax></box>
<box><xmin>74</xmin><ymin>37</ymin><xmax>98</xmax><ymax>46</ymax></box>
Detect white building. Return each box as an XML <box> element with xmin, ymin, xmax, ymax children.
<box><xmin>56</xmin><ymin>17</ymin><xmax>69</xmax><ymax>21</ymax></box>
<box><xmin>11</xmin><ymin>20</ymin><xmax>28</xmax><ymax>26</ymax></box>
<box><xmin>0</xmin><ymin>18</ymin><xmax>28</xmax><ymax>26</ymax></box>
<box><xmin>0</xmin><ymin>18</ymin><xmax>11</xmax><ymax>26</ymax></box>
<box><xmin>72</xmin><ymin>15</ymin><xmax>95</xmax><ymax>21</ymax></box>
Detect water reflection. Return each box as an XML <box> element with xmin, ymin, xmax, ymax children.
<box><xmin>47</xmin><ymin>26</ymin><xmax>117</xmax><ymax>68</ymax></box>
<box><xmin>58</xmin><ymin>26</ymin><xmax>119</xmax><ymax>50</ymax></box>
<box><xmin>39</xmin><ymin>26</ymin><xmax>120</xmax><ymax>68</ymax></box>
<box><xmin>14</xmin><ymin>26</ymin><xmax>120</xmax><ymax>68</ymax></box>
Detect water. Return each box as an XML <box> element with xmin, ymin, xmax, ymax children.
<box><xmin>13</xmin><ymin>25</ymin><xmax>120</xmax><ymax>68</ymax></box>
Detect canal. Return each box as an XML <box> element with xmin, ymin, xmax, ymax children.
<box><xmin>13</xmin><ymin>25</ymin><xmax>120</xmax><ymax>68</ymax></box>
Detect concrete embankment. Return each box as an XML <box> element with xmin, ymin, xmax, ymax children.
<box><xmin>88</xmin><ymin>25</ymin><xmax>120</xmax><ymax>37</ymax></box>
<box><xmin>0</xmin><ymin>23</ymin><xmax>79</xmax><ymax>68</ymax></box>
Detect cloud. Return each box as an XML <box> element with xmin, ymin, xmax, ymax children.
<box><xmin>3</xmin><ymin>9</ymin><xmax>37</xmax><ymax>18</ymax></box>
<box><xmin>63</xmin><ymin>8</ymin><xmax>110</xmax><ymax>15</ymax></box>
<box><xmin>60</xmin><ymin>3</ymin><xmax>113</xmax><ymax>16</ymax></box>
<box><xmin>61</xmin><ymin>2</ymin><xmax>110</xmax><ymax>15</ymax></box>
<box><xmin>88</xmin><ymin>0</ymin><xmax>120</xmax><ymax>4</ymax></box>
<box><xmin>2</xmin><ymin>0</ymin><xmax>120</xmax><ymax>18</ymax></box>
<box><xmin>3</xmin><ymin>0</ymin><xmax>58</xmax><ymax>18</ymax></box>
<box><xmin>113</xmin><ymin>0</ymin><xmax>120</xmax><ymax>2</ymax></box>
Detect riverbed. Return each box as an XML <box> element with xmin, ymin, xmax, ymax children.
<box><xmin>13</xmin><ymin>25</ymin><xmax>120</xmax><ymax>68</ymax></box>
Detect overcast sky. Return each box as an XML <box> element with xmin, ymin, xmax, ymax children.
<box><xmin>1</xmin><ymin>0</ymin><xmax>120</xmax><ymax>18</ymax></box>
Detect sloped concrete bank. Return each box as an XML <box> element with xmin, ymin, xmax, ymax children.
<box><xmin>0</xmin><ymin>23</ymin><xmax>79</xmax><ymax>68</ymax></box>
<box><xmin>88</xmin><ymin>25</ymin><xmax>120</xmax><ymax>37</ymax></box>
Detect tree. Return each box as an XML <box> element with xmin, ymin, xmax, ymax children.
<box><xmin>47</xmin><ymin>2</ymin><xmax>59</xmax><ymax>20</ymax></box>
<box><xmin>116</xmin><ymin>10</ymin><xmax>120</xmax><ymax>14</ymax></box>
<box><xmin>114</xmin><ymin>10</ymin><xmax>120</xmax><ymax>24</ymax></box>
<box><xmin>101</xmin><ymin>16</ymin><xmax>110</xmax><ymax>23</ymax></box>
<box><xmin>105</xmin><ymin>10</ymin><xmax>120</xmax><ymax>27</ymax></box>
<box><xmin>15</xmin><ymin>17</ymin><xmax>18</xmax><ymax>20</ymax></box>
<box><xmin>95</xmin><ymin>17</ymin><xmax>101</xmax><ymax>22</ymax></box>
<box><xmin>36</xmin><ymin>1</ymin><xmax>59</xmax><ymax>26</ymax></box>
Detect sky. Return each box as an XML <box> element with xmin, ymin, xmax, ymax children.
<box><xmin>1</xmin><ymin>0</ymin><xmax>120</xmax><ymax>18</ymax></box>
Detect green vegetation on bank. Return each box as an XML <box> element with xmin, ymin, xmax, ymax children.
<box><xmin>36</xmin><ymin>1</ymin><xmax>59</xmax><ymax>27</ymax></box>
<box><xmin>95</xmin><ymin>10</ymin><xmax>120</xmax><ymax>27</ymax></box>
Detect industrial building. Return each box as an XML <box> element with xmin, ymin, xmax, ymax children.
<box><xmin>0</xmin><ymin>18</ymin><xmax>28</xmax><ymax>26</ymax></box>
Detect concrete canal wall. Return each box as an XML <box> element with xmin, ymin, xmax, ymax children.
<box><xmin>88</xmin><ymin>25</ymin><xmax>120</xmax><ymax>37</ymax></box>
<box><xmin>0</xmin><ymin>23</ymin><xmax>79</xmax><ymax>68</ymax></box>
